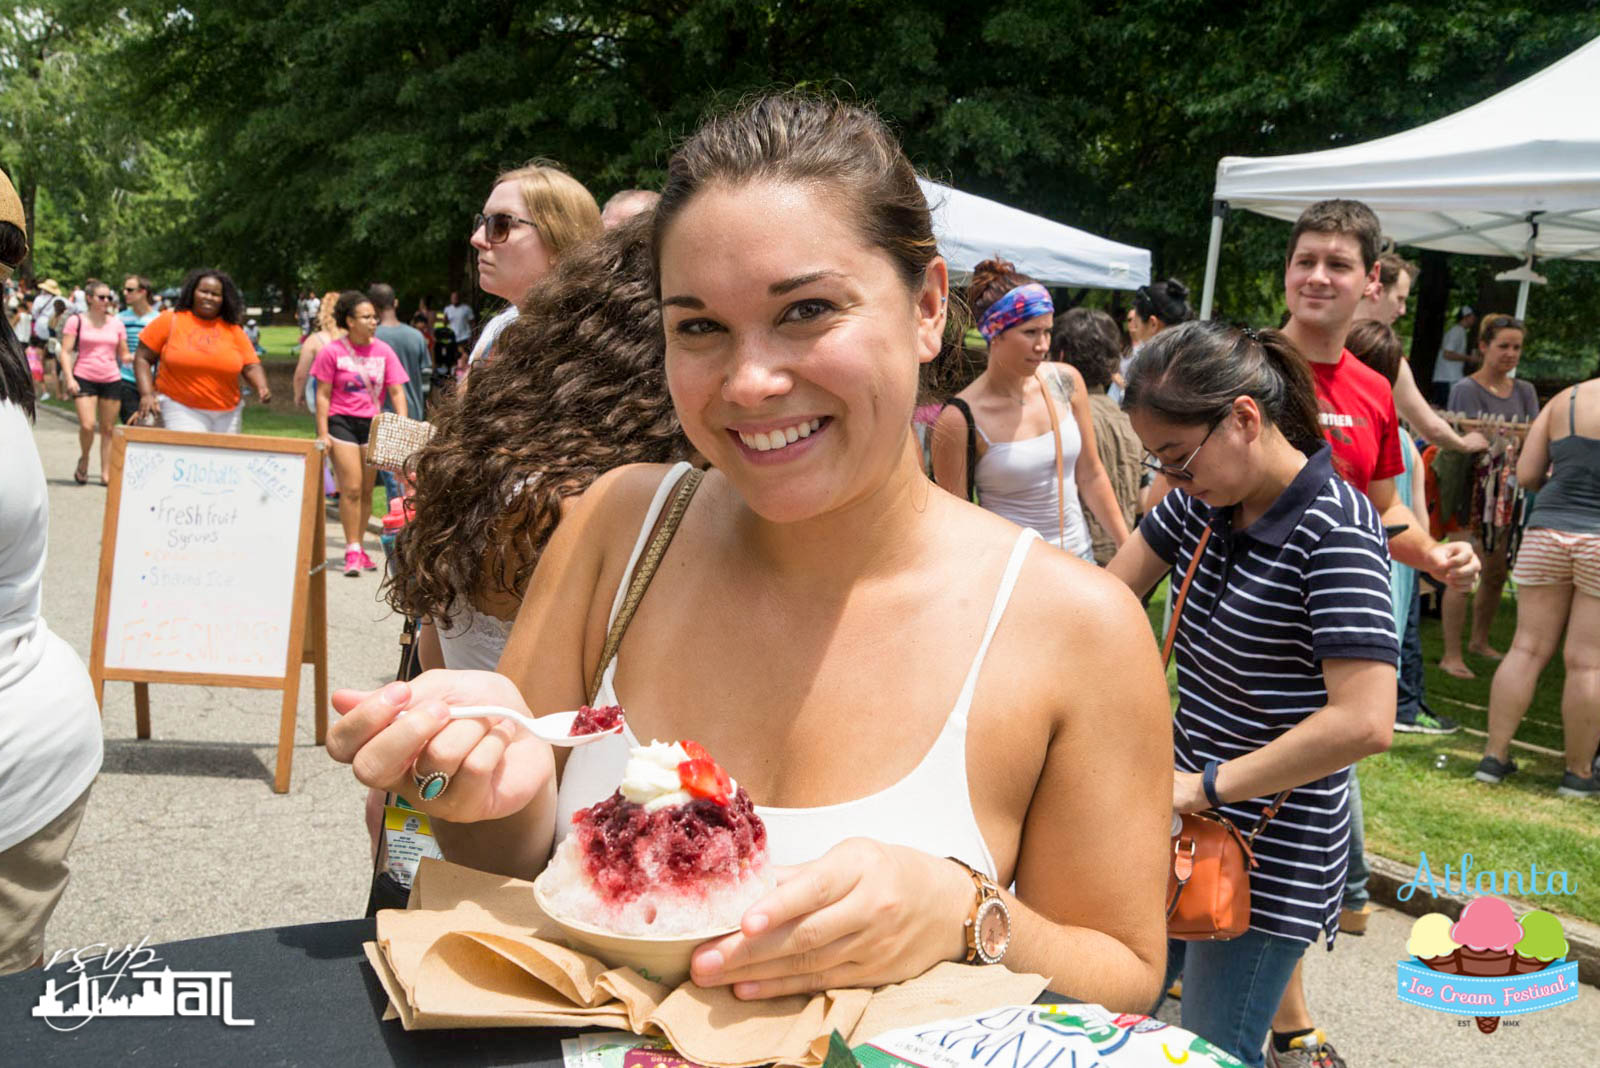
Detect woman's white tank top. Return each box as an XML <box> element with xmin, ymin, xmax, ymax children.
<box><xmin>973</xmin><ymin>390</ymin><xmax>1093</xmax><ymax>560</ymax></box>
<box><xmin>554</xmin><ymin>463</ymin><xmax>1034</xmax><ymax>880</ymax></box>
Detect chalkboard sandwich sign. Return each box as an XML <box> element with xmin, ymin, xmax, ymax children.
<box><xmin>90</xmin><ymin>426</ymin><xmax>329</xmax><ymax>793</ymax></box>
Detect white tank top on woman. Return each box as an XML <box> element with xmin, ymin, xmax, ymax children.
<box><xmin>553</xmin><ymin>463</ymin><xmax>1031</xmax><ymax>879</ymax></box>
<box><xmin>973</xmin><ymin>384</ymin><xmax>1093</xmax><ymax>559</ymax></box>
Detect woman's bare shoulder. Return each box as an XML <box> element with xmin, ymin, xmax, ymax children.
<box><xmin>562</xmin><ymin>463</ymin><xmax>689</xmax><ymax>541</ymax></box>
<box><xmin>1012</xmin><ymin>541</ymin><xmax>1158</xmax><ymax>669</ymax></box>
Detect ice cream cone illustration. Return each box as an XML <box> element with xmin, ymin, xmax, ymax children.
<box><xmin>1406</xmin><ymin>913</ymin><xmax>1461</xmax><ymax>973</ymax></box>
<box><xmin>1511</xmin><ymin>910</ymin><xmax>1568</xmax><ymax>975</ymax></box>
<box><xmin>1448</xmin><ymin>897</ymin><xmax>1528</xmax><ymax>1032</ymax></box>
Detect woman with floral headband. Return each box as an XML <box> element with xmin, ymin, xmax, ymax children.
<box><xmin>931</xmin><ymin>259</ymin><xmax>1128</xmax><ymax>559</ymax></box>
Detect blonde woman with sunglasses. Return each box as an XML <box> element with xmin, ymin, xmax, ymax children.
<box><xmin>462</xmin><ymin>162</ymin><xmax>603</xmax><ymax>375</ymax></box>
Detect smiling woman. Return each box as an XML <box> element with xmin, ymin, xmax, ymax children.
<box><xmin>326</xmin><ymin>92</ymin><xmax>1173</xmax><ymax>1012</ymax></box>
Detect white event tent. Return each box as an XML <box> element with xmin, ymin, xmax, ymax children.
<box><xmin>920</xmin><ymin>178</ymin><xmax>1151</xmax><ymax>291</ymax></box>
<box><xmin>1199</xmin><ymin>34</ymin><xmax>1600</xmax><ymax>320</ymax></box>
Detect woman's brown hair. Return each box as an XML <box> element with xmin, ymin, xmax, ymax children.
<box><xmin>1123</xmin><ymin>321</ymin><xmax>1324</xmax><ymax>456</ymax></box>
<box><xmin>385</xmin><ymin>215</ymin><xmax>688</xmax><ymax>625</ymax></box>
<box><xmin>1345</xmin><ymin>320</ymin><xmax>1403</xmax><ymax>386</ymax></box>
<box><xmin>651</xmin><ymin>90</ymin><xmax>968</xmax><ymax>404</ymax></box>
<box><xmin>1478</xmin><ymin>313</ymin><xmax>1525</xmax><ymax>349</ymax></box>
<box><xmin>964</xmin><ymin>257</ymin><xmax>1037</xmax><ymax>327</ymax></box>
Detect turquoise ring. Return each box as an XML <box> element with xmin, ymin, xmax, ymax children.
<box><xmin>414</xmin><ymin>769</ymin><xmax>450</xmax><ymax>802</ymax></box>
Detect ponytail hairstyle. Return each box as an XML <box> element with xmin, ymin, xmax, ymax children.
<box><xmin>1131</xmin><ymin>278</ymin><xmax>1193</xmax><ymax>328</ymax></box>
<box><xmin>1345</xmin><ymin>320</ymin><xmax>1403</xmax><ymax>386</ymax></box>
<box><xmin>1478</xmin><ymin>313</ymin><xmax>1525</xmax><ymax>349</ymax></box>
<box><xmin>316</xmin><ymin>291</ymin><xmax>340</xmax><ymax>336</ymax></box>
<box><xmin>1122</xmin><ymin>320</ymin><xmax>1323</xmax><ymax>456</ymax></box>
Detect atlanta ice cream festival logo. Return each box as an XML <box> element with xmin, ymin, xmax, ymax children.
<box><xmin>1398</xmin><ymin>895</ymin><xmax>1578</xmax><ymax>1033</ymax></box>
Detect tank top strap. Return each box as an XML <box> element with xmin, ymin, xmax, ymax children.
<box><xmin>947</xmin><ymin>528</ymin><xmax>1040</xmax><ymax>731</ymax></box>
<box><xmin>603</xmin><ymin>462</ymin><xmax>696</xmax><ymax>631</ymax></box>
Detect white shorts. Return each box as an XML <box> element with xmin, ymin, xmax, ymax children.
<box><xmin>1512</xmin><ymin>527</ymin><xmax>1600</xmax><ymax>598</ymax></box>
<box><xmin>159</xmin><ymin>395</ymin><xmax>243</xmax><ymax>434</ymax></box>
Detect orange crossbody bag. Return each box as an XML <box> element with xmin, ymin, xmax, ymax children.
<box><xmin>1162</xmin><ymin>525</ymin><xmax>1289</xmax><ymax>941</ymax></box>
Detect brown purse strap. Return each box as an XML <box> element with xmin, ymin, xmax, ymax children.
<box><xmin>1161</xmin><ymin>524</ymin><xmax>1213</xmax><ymax>666</ymax></box>
<box><xmin>1162</xmin><ymin>523</ymin><xmax>1292</xmax><ymax>827</ymax></box>
<box><xmin>586</xmin><ymin>467</ymin><xmax>705</xmax><ymax>704</ymax></box>
<box><xmin>1037</xmin><ymin>370</ymin><xmax>1067</xmax><ymax>551</ymax></box>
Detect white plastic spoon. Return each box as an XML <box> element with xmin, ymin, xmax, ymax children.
<box><xmin>445</xmin><ymin>705</ymin><xmax>625</xmax><ymax>746</ymax></box>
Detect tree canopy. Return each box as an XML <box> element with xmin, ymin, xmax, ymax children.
<box><xmin>5</xmin><ymin>0</ymin><xmax>1597</xmax><ymax>376</ymax></box>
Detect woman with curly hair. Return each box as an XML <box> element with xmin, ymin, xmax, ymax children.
<box><xmin>388</xmin><ymin>212</ymin><xmax>687</xmax><ymax>670</ymax></box>
<box><xmin>293</xmin><ymin>290</ymin><xmax>343</xmax><ymax>412</ymax></box>
<box><xmin>134</xmin><ymin>268</ymin><xmax>271</xmax><ymax>432</ymax></box>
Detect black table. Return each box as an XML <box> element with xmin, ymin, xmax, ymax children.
<box><xmin>0</xmin><ymin>918</ymin><xmax>582</xmax><ymax>1066</ymax></box>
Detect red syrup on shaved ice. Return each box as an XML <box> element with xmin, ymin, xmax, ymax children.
<box><xmin>539</xmin><ymin>739</ymin><xmax>773</xmax><ymax>934</ymax></box>
<box><xmin>569</xmin><ymin>704</ymin><xmax>626</xmax><ymax>736</ymax></box>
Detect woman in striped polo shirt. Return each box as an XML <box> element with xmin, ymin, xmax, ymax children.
<box><xmin>1108</xmin><ymin>321</ymin><xmax>1399</xmax><ymax>1068</ymax></box>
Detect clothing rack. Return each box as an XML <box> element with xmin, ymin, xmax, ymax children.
<box><xmin>1438</xmin><ymin>411</ymin><xmax>1532</xmax><ymax>437</ymax></box>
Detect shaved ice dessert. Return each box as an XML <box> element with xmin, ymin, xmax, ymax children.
<box><xmin>569</xmin><ymin>704</ymin><xmax>626</xmax><ymax>736</ymax></box>
<box><xmin>539</xmin><ymin>740</ymin><xmax>773</xmax><ymax>936</ymax></box>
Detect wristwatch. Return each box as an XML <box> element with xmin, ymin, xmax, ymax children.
<box><xmin>948</xmin><ymin>857</ymin><xmax>1011</xmax><ymax>965</ymax></box>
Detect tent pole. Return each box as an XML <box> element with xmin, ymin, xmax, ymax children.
<box><xmin>1515</xmin><ymin>278</ymin><xmax>1530</xmax><ymax>319</ymax></box>
<box><xmin>1199</xmin><ymin>200</ymin><xmax>1227</xmax><ymax>320</ymax></box>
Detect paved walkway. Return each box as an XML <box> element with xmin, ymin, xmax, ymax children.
<box><xmin>27</xmin><ymin>411</ymin><xmax>1596</xmax><ymax>1063</ymax></box>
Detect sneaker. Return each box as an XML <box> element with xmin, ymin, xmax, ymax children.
<box><xmin>1166</xmin><ymin>978</ymin><xmax>1182</xmax><ymax>1000</ymax></box>
<box><xmin>1395</xmin><ymin>707</ymin><xmax>1460</xmax><ymax>734</ymax></box>
<box><xmin>1339</xmin><ymin>902</ymin><xmax>1372</xmax><ymax>935</ymax></box>
<box><xmin>343</xmin><ymin>546</ymin><xmax>361</xmax><ymax>577</ymax></box>
<box><xmin>1557</xmin><ymin>772</ymin><xmax>1599</xmax><ymax>799</ymax></box>
<box><xmin>352</xmin><ymin>545</ymin><xmax>378</xmax><ymax>571</ymax></box>
<box><xmin>1474</xmin><ymin>755</ymin><xmax>1519</xmax><ymax>784</ymax></box>
<box><xmin>1267</xmin><ymin>1030</ymin><xmax>1347</xmax><ymax>1068</ymax></box>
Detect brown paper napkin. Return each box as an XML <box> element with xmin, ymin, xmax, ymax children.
<box><xmin>366</xmin><ymin>857</ymin><xmax>1047</xmax><ymax>1067</ymax></box>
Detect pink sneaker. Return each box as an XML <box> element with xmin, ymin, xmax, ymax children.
<box><xmin>353</xmin><ymin>545</ymin><xmax>378</xmax><ymax>571</ymax></box>
<box><xmin>343</xmin><ymin>545</ymin><xmax>362</xmax><ymax>577</ymax></box>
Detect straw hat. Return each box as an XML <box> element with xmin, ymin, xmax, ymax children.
<box><xmin>39</xmin><ymin>279</ymin><xmax>61</xmax><ymax>296</ymax></box>
<box><xmin>0</xmin><ymin>166</ymin><xmax>26</xmax><ymax>273</ymax></box>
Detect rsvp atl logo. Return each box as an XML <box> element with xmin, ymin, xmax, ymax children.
<box><xmin>31</xmin><ymin>937</ymin><xmax>254</xmax><ymax>1032</ymax></box>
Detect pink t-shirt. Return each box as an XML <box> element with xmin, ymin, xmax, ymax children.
<box><xmin>311</xmin><ymin>337</ymin><xmax>409</xmax><ymax>419</ymax></box>
<box><xmin>63</xmin><ymin>315</ymin><xmax>128</xmax><ymax>384</ymax></box>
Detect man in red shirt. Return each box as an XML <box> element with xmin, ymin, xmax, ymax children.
<box><xmin>1263</xmin><ymin>200</ymin><xmax>1480</xmax><ymax>1068</ymax></box>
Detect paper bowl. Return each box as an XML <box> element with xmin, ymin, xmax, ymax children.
<box><xmin>532</xmin><ymin>871</ymin><xmax>734</xmax><ymax>987</ymax></box>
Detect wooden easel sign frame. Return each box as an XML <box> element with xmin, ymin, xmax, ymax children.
<box><xmin>90</xmin><ymin>426</ymin><xmax>329</xmax><ymax>793</ymax></box>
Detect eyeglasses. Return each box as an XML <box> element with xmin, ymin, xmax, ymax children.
<box><xmin>472</xmin><ymin>211</ymin><xmax>538</xmax><ymax>245</ymax></box>
<box><xmin>1139</xmin><ymin>416</ymin><xmax>1225</xmax><ymax>483</ymax></box>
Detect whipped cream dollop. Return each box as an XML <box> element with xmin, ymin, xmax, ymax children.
<box><xmin>619</xmin><ymin>740</ymin><xmax>737</xmax><ymax>812</ymax></box>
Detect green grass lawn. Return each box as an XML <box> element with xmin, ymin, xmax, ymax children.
<box><xmin>1144</xmin><ymin>582</ymin><xmax>1598</xmax><ymax>925</ymax></box>
<box><xmin>257</xmin><ymin>324</ymin><xmax>303</xmax><ymax>362</ymax></box>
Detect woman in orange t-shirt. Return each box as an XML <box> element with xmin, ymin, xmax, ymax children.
<box><xmin>134</xmin><ymin>268</ymin><xmax>272</xmax><ymax>433</ymax></box>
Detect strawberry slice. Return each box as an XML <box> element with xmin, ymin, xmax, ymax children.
<box><xmin>678</xmin><ymin>757</ymin><xmax>732</xmax><ymax>806</ymax></box>
<box><xmin>680</xmin><ymin>739</ymin><xmax>711</xmax><ymax>762</ymax></box>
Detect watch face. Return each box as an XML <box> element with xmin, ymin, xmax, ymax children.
<box><xmin>976</xmin><ymin>899</ymin><xmax>1010</xmax><ymax>963</ymax></box>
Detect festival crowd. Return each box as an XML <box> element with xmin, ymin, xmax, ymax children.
<box><xmin>3</xmin><ymin>91</ymin><xmax>1597</xmax><ymax>1068</ymax></box>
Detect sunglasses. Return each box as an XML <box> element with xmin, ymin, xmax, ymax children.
<box><xmin>472</xmin><ymin>211</ymin><xmax>537</xmax><ymax>245</ymax></box>
<box><xmin>1139</xmin><ymin>415</ymin><xmax>1225</xmax><ymax>483</ymax></box>
<box><xmin>92</xmin><ymin>293</ymin><xmax>115</xmax><ymax>302</ymax></box>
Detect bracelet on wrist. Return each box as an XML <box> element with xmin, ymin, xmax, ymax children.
<box><xmin>1202</xmin><ymin>759</ymin><xmax>1224</xmax><ymax>809</ymax></box>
